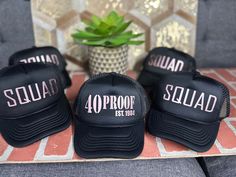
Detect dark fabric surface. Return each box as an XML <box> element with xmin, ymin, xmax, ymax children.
<box><xmin>195</xmin><ymin>0</ymin><xmax>236</xmax><ymax>68</ymax></box>
<box><xmin>204</xmin><ymin>155</ymin><xmax>236</xmax><ymax>177</ymax></box>
<box><xmin>0</xmin><ymin>0</ymin><xmax>34</xmax><ymax>68</ymax></box>
<box><xmin>0</xmin><ymin>159</ymin><xmax>205</xmax><ymax>177</ymax></box>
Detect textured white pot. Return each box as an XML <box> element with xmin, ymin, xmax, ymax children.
<box><xmin>88</xmin><ymin>45</ymin><xmax>129</xmax><ymax>75</ymax></box>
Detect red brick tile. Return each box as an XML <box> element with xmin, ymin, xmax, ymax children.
<box><xmin>230</xmin><ymin>120</ymin><xmax>236</xmax><ymax>129</ymax></box>
<box><xmin>198</xmin><ymin>144</ymin><xmax>220</xmax><ymax>155</ymax></box>
<box><xmin>230</xmin><ymin>103</ymin><xmax>236</xmax><ymax>117</ymax></box>
<box><xmin>229</xmin><ymin>70</ymin><xmax>236</xmax><ymax>77</ymax></box>
<box><xmin>231</xmin><ymin>98</ymin><xmax>236</xmax><ymax>106</ymax></box>
<box><xmin>0</xmin><ymin>135</ymin><xmax>9</xmax><ymax>156</ymax></box>
<box><xmin>7</xmin><ymin>142</ymin><xmax>40</xmax><ymax>161</ymax></box>
<box><xmin>216</xmin><ymin>121</ymin><xmax>236</xmax><ymax>149</ymax></box>
<box><xmin>127</xmin><ymin>70</ymin><xmax>137</xmax><ymax>80</ymax></box>
<box><xmin>140</xmin><ymin>133</ymin><xmax>160</xmax><ymax>157</ymax></box>
<box><xmin>66</xmin><ymin>73</ymin><xmax>86</xmax><ymax>102</ymax></box>
<box><xmin>204</xmin><ymin>72</ymin><xmax>236</xmax><ymax>96</ymax></box>
<box><xmin>161</xmin><ymin>139</ymin><xmax>189</xmax><ymax>152</ymax></box>
<box><xmin>72</xmin><ymin>152</ymin><xmax>83</xmax><ymax>160</ymax></box>
<box><xmin>44</xmin><ymin>126</ymin><xmax>72</xmax><ymax>156</ymax></box>
<box><xmin>215</xmin><ymin>69</ymin><xmax>236</xmax><ymax>82</ymax></box>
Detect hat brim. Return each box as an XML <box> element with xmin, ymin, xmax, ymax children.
<box><xmin>137</xmin><ymin>70</ymin><xmax>160</xmax><ymax>89</ymax></box>
<box><xmin>147</xmin><ymin>108</ymin><xmax>220</xmax><ymax>152</ymax></box>
<box><xmin>74</xmin><ymin>119</ymin><xmax>144</xmax><ymax>159</ymax></box>
<box><xmin>0</xmin><ymin>96</ymin><xmax>72</xmax><ymax>147</ymax></box>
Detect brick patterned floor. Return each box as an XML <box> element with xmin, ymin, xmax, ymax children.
<box><xmin>1</xmin><ymin>69</ymin><xmax>236</xmax><ymax>163</ymax></box>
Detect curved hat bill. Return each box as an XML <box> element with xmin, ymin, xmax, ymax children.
<box><xmin>147</xmin><ymin>109</ymin><xmax>220</xmax><ymax>152</ymax></box>
<box><xmin>74</xmin><ymin>119</ymin><xmax>144</xmax><ymax>159</ymax></box>
<box><xmin>0</xmin><ymin>96</ymin><xmax>72</xmax><ymax>147</ymax></box>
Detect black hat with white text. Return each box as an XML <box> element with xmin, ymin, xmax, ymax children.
<box><xmin>73</xmin><ymin>72</ymin><xmax>149</xmax><ymax>159</ymax></box>
<box><xmin>147</xmin><ymin>72</ymin><xmax>230</xmax><ymax>152</ymax></box>
<box><xmin>0</xmin><ymin>63</ymin><xmax>72</xmax><ymax>147</ymax></box>
<box><xmin>9</xmin><ymin>46</ymin><xmax>71</xmax><ymax>88</ymax></box>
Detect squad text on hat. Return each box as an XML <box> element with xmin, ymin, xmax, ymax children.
<box><xmin>19</xmin><ymin>54</ymin><xmax>59</xmax><ymax>66</ymax></box>
<box><xmin>163</xmin><ymin>84</ymin><xmax>217</xmax><ymax>112</ymax></box>
<box><xmin>148</xmin><ymin>54</ymin><xmax>184</xmax><ymax>71</ymax></box>
<box><xmin>4</xmin><ymin>78</ymin><xmax>59</xmax><ymax>107</ymax></box>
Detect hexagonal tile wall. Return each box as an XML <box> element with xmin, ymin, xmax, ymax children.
<box><xmin>31</xmin><ymin>0</ymin><xmax>198</xmax><ymax>71</ymax></box>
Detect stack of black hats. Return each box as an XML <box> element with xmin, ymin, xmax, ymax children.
<box><xmin>0</xmin><ymin>47</ymin><xmax>72</xmax><ymax>147</ymax></box>
<box><xmin>9</xmin><ymin>46</ymin><xmax>71</xmax><ymax>88</ymax></box>
<box><xmin>138</xmin><ymin>47</ymin><xmax>196</xmax><ymax>91</ymax></box>
<box><xmin>138</xmin><ymin>47</ymin><xmax>230</xmax><ymax>152</ymax></box>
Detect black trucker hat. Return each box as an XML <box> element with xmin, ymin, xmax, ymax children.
<box><xmin>147</xmin><ymin>72</ymin><xmax>230</xmax><ymax>152</ymax></box>
<box><xmin>73</xmin><ymin>72</ymin><xmax>149</xmax><ymax>158</ymax></box>
<box><xmin>9</xmin><ymin>46</ymin><xmax>71</xmax><ymax>88</ymax></box>
<box><xmin>138</xmin><ymin>47</ymin><xmax>196</xmax><ymax>89</ymax></box>
<box><xmin>0</xmin><ymin>63</ymin><xmax>72</xmax><ymax>147</ymax></box>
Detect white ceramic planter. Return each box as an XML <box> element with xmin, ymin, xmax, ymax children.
<box><xmin>88</xmin><ymin>45</ymin><xmax>129</xmax><ymax>75</ymax></box>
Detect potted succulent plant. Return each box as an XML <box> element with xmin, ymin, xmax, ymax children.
<box><xmin>72</xmin><ymin>11</ymin><xmax>143</xmax><ymax>75</ymax></box>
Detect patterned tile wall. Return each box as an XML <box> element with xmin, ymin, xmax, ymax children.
<box><xmin>31</xmin><ymin>0</ymin><xmax>198</xmax><ymax>71</ymax></box>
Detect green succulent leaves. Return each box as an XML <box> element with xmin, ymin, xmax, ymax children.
<box><xmin>72</xmin><ymin>11</ymin><xmax>144</xmax><ymax>47</ymax></box>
